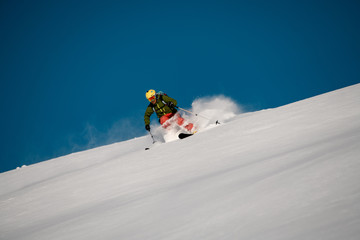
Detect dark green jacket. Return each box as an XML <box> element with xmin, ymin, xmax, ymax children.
<box><xmin>144</xmin><ymin>95</ymin><xmax>177</xmax><ymax>125</ymax></box>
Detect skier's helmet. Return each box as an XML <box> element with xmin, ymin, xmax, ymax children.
<box><xmin>146</xmin><ymin>89</ymin><xmax>156</xmax><ymax>102</ymax></box>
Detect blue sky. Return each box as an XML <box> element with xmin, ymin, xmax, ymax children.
<box><xmin>1</xmin><ymin>0</ymin><xmax>359</xmax><ymax>173</ymax></box>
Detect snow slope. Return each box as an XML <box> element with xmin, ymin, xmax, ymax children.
<box><xmin>1</xmin><ymin>84</ymin><xmax>360</xmax><ymax>240</ymax></box>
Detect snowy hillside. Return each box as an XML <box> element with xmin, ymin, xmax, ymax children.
<box><xmin>1</xmin><ymin>84</ymin><xmax>360</xmax><ymax>240</ymax></box>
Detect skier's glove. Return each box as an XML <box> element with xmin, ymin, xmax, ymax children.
<box><xmin>168</xmin><ymin>102</ymin><xmax>175</xmax><ymax>108</ymax></box>
<box><xmin>145</xmin><ymin>125</ymin><xmax>150</xmax><ymax>131</ymax></box>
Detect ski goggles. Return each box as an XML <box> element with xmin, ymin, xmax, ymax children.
<box><xmin>148</xmin><ymin>95</ymin><xmax>156</xmax><ymax>102</ymax></box>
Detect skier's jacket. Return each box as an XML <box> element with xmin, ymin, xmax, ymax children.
<box><xmin>144</xmin><ymin>94</ymin><xmax>177</xmax><ymax>126</ymax></box>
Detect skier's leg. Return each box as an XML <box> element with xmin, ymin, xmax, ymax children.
<box><xmin>184</xmin><ymin>123</ymin><xmax>194</xmax><ymax>131</ymax></box>
<box><xmin>176</xmin><ymin>114</ymin><xmax>185</xmax><ymax>126</ymax></box>
<box><xmin>160</xmin><ymin>113</ymin><xmax>175</xmax><ymax>128</ymax></box>
<box><xmin>175</xmin><ymin>113</ymin><xmax>194</xmax><ymax>132</ymax></box>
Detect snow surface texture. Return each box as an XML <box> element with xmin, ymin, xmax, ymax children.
<box><xmin>1</xmin><ymin>84</ymin><xmax>360</xmax><ymax>240</ymax></box>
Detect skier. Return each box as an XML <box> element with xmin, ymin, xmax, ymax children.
<box><xmin>144</xmin><ymin>89</ymin><xmax>194</xmax><ymax>133</ymax></box>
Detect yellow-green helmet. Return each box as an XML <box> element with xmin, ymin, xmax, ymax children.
<box><xmin>146</xmin><ymin>89</ymin><xmax>156</xmax><ymax>102</ymax></box>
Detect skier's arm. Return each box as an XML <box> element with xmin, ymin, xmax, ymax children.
<box><xmin>144</xmin><ymin>105</ymin><xmax>154</xmax><ymax>126</ymax></box>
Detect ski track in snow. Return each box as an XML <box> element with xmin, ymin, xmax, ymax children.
<box><xmin>1</xmin><ymin>84</ymin><xmax>360</xmax><ymax>240</ymax></box>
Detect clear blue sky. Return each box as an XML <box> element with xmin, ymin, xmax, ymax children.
<box><xmin>1</xmin><ymin>0</ymin><xmax>359</xmax><ymax>173</ymax></box>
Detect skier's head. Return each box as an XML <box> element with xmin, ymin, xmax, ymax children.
<box><xmin>146</xmin><ymin>89</ymin><xmax>156</xmax><ymax>103</ymax></box>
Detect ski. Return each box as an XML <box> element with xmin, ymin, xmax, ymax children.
<box><xmin>178</xmin><ymin>133</ymin><xmax>194</xmax><ymax>139</ymax></box>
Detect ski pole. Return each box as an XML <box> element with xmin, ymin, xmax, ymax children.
<box><xmin>145</xmin><ymin>129</ymin><xmax>156</xmax><ymax>150</ymax></box>
<box><xmin>148</xmin><ymin>129</ymin><xmax>156</xmax><ymax>144</ymax></box>
<box><xmin>175</xmin><ymin>106</ymin><xmax>220</xmax><ymax>125</ymax></box>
